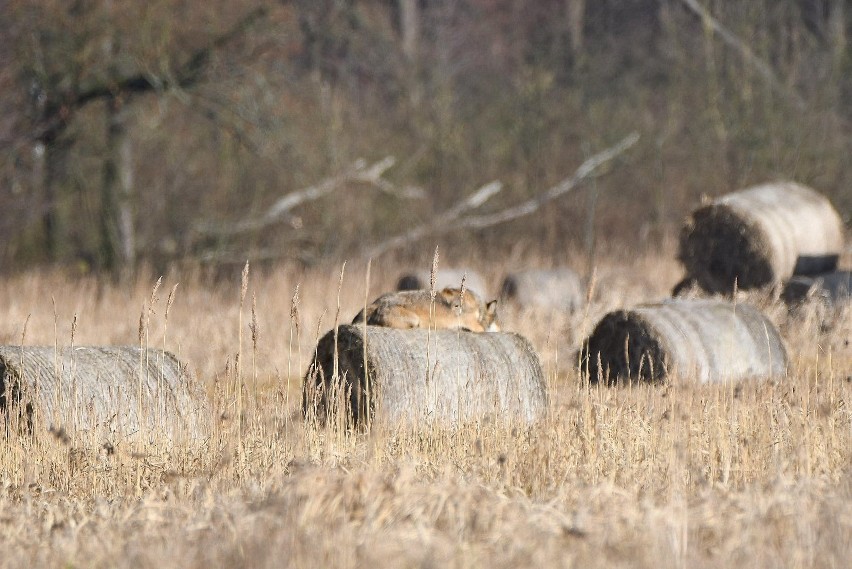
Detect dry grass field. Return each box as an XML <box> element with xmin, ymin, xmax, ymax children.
<box><xmin>0</xmin><ymin>245</ymin><xmax>850</xmax><ymax>568</ymax></box>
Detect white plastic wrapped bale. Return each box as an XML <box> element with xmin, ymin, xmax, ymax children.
<box><xmin>679</xmin><ymin>182</ymin><xmax>844</xmax><ymax>293</ymax></box>
<box><xmin>500</xmin><ymin>268</ymin><xmax>584</xmax><ymax>312</ymax></box>
<box><xmin>782</xmin><ymin>271</ymin><xmax>852</xmax><ymax>306</ymax></box>
<box><xmin>304</xmin><ymin>325</ymin><xmax>547</xmax><ymax>425</ymax></box>
<box><xmin>0</xmin><ymin>346</ymin><xmax>210</xmax><ymax>440</ymax></box>
<box><xmin>580</xmin><ymin>299</ymin><xmax>787</xmax><ymax>384</ymax></box>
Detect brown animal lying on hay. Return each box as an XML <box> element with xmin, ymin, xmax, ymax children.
<box><xmin>303</xmin><ymin>325</ymin><xmax>547</xmax><ymax>425</ymax></box>
<box><xmin>353</xmin><ymin>287</ymin><xmax>499</xmax><ymax>332</ymax></box>
<box><xmin>579</xmin><ymin>299</ymin><xmax>787</xmax><ymax>384</ymax></box>
<box><xmin>679</xmin><ymin>182</ymin><xmax>844</xmax><ymax>294</ymax></box>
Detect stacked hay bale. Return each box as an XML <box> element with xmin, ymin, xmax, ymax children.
<box><xmin>500</xmin><ymin>268</ymin><xmax>585</xmax><ymax>312</ymax></box>
<box><xmin>679</xmin><ymin>182</ymin><xmax>844</xmax><ymax>294</ymax></box>
<box><xmin>396</xmin><ymin>269</ymin><xmax>488</xmax><ymax>297</ymax></box>
<box><xmin>781</xmin><ymin>271</ymin><xmax>852</xmax><ymax>306</ymax></box>
<box><xmin>304</xmin><ymin>325</ymin><xmax>547</xmax><ymax>425</ymax></box>
<box><xmin>0</xmin><ymin>346</ymin><xmax>210</xmax><ymax>440</ymax></box>
<box><xmin>580</xmin><ymin>299</ymin><xmax>787</xmax><ymax>384</ymax></box>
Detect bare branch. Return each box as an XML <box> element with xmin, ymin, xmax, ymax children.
<box><xmin>678</xmin><ymin>0</ymin><xmax>806</xmax><ymax>109</ymax></box>
<box><xmin>365</xmin><ymin>133</ymin><xmax>639</xmax><ymax>259</ymax></box>
<box><xmin>444</xmin><ymin>181</ymin><xmax>504</xmax><ymax>218</ymax></box>
<box><xmin>461</xmin><ymin>132</ymin><xmax>639</xmax><ymax>229</ymax></box>
<box><xmin>34</xmin><ymin>6</ymin><xmax>270</xmax><ymax>144</ymax></box>
<box><xmin>195</xmin><ymin>156</ymin><xmax>421</xmax><ymax>238</ymax></box>
<box><xmin>363</xmin><ymin>180</ymin><xmax>503</xmax><ymax>258</ymax></box>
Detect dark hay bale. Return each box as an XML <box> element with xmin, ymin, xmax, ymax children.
<box><xmin>679</xmin><ymin>182</ymin><xmax>844</xmax><ymax>293</ymax></box>
<box><xmin>500</xmin><ymin>268</ymin><xmax>584</xmax><ymax>311</ymax></box>
<box><xmin>396</xmin><ymin>269</ymin><xmax>489</xmax><ymax>297</ymax></box>
<box><xmin>580</xmin><ymin>299</ymin><xmax>787</xmax><ymax>384</ymax></box>
<box><xmin>782</xmin><ymin>271</ymin><xmax>852</xmax><ymax>306</ymax></box>
<box><xmin>0</xmin><ymin>346</ymin><xmax>210</xmax><ymax>440</ymax></box>
<box><xmin>304</xmin><ymin>325</ymin><xmax>547</xmax><ymax>425</ymax></box>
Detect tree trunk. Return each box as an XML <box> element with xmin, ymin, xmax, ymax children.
<box><xmin>40</xmin><ymin>138</ymin><xmax>71</xmax><ymax>262</ymax></box>
<box><xmin>117</xmin><ymin>109</ymin><xmax>135</xmax><ymax>269</ymax></box>
<box><xmin>565</xmin><ymin>0</ymin><xmax>586</xmax><ymax>54</ymax></box>
<box><xmin>400</xmin><ymin>0</ymin><xmax>420</xmax><ymax>60</ymax></box>
<box><xmin>100</xmin><ymin>97</ymin><xmax>135</xmax><ymax>278</ymax></box>
<box><xmin>829</xmin><ymin>0</ymin><xmax>846</xmax><ymax>68</ymax></box>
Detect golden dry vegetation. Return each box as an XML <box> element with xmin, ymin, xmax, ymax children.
<box><xmin>0</xmin><ymin>245</ymin><xmax>850</xmax><ymax>568</ymax></box>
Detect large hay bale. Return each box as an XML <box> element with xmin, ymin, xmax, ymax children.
<box><xmin>580</xmin><ymin>299</ymin><xmax>787</xmax><ymax>384</ymax></box>
<box><xmin>782</xmin><ymin>271</ymin><xmax>852</xmax><ymax>306</ymax></box>
<box><xmin>500</xmin><ymin>268</ymin><xmax>584</xmax><ymax>311</ymax></box>
<box><xmin>0</xmin><ymin>346</ymin><xmax>210</xmax><ymax>440</ymax></box>
<box><xmin>396</xmin><ymin>269</ymin><xmax>489</xmax><ymax>297</ymax></box>
<box><xmin>304</xmin><ymin>325</ymin><xmax>547</xmax><ymax>425</ymax></box>
<box><xmin>679</xmin><ymin>182</ymin><xmax>844</xmax><ymax>293</ymax></box>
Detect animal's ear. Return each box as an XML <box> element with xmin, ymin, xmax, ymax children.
<box><xmin>484</xmin><ymin>300</ymin><xmax>500</xmax><ymax>331</ymax></box>
<box><xmin>486</xmin><ymin>299</ymin><xmax>498</xmax><ymax>316</ymax></box>
<box><xmin>439</xmin><ymin>287</ymin><xmax>457</xmax><ymax>302</ymax></box>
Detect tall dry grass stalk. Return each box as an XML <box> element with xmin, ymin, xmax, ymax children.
<box><xmin>0</xmin><ymin>247</ymin><xmax>847</xmax><ymax>568</ymax></box>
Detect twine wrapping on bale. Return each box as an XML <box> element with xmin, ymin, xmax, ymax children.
<box><xmin>304</xmin><ymin>325</ymin><xmax>547</xmax><ymax>425</ymax></box>
<box><xmin>679</xmin><ymin>182</ymin><xmax>844</xmax><ymax>293</ymax></box>
<box><xmin>0</xmin><ymin>346</ymin><xmax>210</xmax><ymax>440</ymax></box>
<box><xmin>500</xmin><ymin>268</ymin><xmax>584</xmax><ymax>312</ymax></box>
<box><xmin>580</xmin><ymin>299</ymin><xmax>787</xmax><ymax>384</ymax></box>
<box><xmin>396</xmin><ymin>269</ymin><xmax>488</xmax><ymax>297</ymax></box>
<box><xmin>782</xmin><ymin>271</ymin><xmax>852</xmax><ymax>306</ymax></box>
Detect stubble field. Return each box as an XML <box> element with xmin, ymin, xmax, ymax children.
<box><xmin>0</xmin><ymin>246</ymin><xmax>850</xmax><ymax>568</ymax></box>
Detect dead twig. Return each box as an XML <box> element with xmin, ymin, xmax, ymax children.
<box><xmin>677</xmin><ymin>0</ymin><xmax>806</xmax><ymax>110</ymax></box>
<box><xmin>195</xmin><ymin>157</ymin><xmax>423</xmax><ymax>238</ymax></box>
<box><xmin>365</xmin><ymin>132</ymin><xmax>639</xmax><ymax>258</ymax></box>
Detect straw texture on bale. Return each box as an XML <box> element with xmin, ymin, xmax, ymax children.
<box><xmin>0</xmin><ymin>346</ymin><xmax>210</xmax><ymax>439</ymax></box>
<box><xmin>782</xmin><ymin>271</ymin><xmax>852</xmax><ymax>305</ymax></box>
<box><xmin>580</xmin><ymin>299</ymin><xmax>787</xmax><ymax>384</ymax></box>
<box><xmin>304</xmin><ymin>325</ymin><xmax>547</xmax><ymax>425</ymax></box>
<box><xmin>396</xmin><ymin>269</ymin><xmax>489</xmax><ymax>297</ymax></box>
<box><xmin>500</xmin><ymin>268</ymin><xmax>584</xmax><ymax>311</ymax></box>
<box><xmin>679</xmin><ymin>182</ymin><xmax>844</xmax><ymax>293</ymax></box>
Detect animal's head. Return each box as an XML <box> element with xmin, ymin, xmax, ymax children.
<box><xmin>438</xmin><ymin>287</ymin><xmax>500</xmax><ymax>332</ymax></box>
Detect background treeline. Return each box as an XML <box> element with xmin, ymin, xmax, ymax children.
<box><xmin>0</xmin><ymin>0</ymin><xmax>850</xmax><ymax>276</ymax></box>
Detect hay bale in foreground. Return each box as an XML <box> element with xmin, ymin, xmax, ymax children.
<box><xmin>304</xmin><ymin>325</ymin><xmax>547</xmax><ymax>425</ymax></box>
<box><xmin>396</xmin><ymin>269</ymin><xmax>489</xmax><ymax>297</ymax></box>
<box><xmin>679</xmin><ymin>182</ymin><xmax>844</xmax><ymax>293</ymax></box>
<box><xmin>580</xmin><ymin>299</ymin><xmax>787</xmax><ymax>384</ymax></box>
<box><xmin>500</xmin><ymin>268</ymin><xmax>584</xmax><ymax>311</ymax></box>
<box><xmin>0</xmin><ymin>346</ymin><xmax>210</xmax><ymax>439</ymax></box>
<box><xmin>782</xmin><ymin>271</ymin><xmax>852</xmax><ymax>306</ymax></box>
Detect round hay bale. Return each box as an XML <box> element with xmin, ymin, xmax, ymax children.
<box><xmin>679</xmin><ymin>182</ymin><xmax>844</xmax><ymax>293</ymax></box>
<box><xmin>304</xmin><ymin>325</ymin><xmax>547</xmax><ymax>425</ymax></box>
<box><xmin>500</xmin><ymin>268</ymin><xmax>584</xmax><ymax>311</ymax></box>
<box><xmin>0</xmin><ymin>346</ymin><xmax>210</xmax><ymax>440</ymax></box>
<box><xmin>580</xmin><ymin>299</ymin><xmax>787</xmax><ymax>384</ymax></box>
<box><xmin>782</xmin><ymin>271</ymin><xmax>852</xmax><ymax>306</ymax></box>
<box><xmin>396</xmin><ymin>269</ymin><xmax>489</xmax><ymax>297</ymax></box>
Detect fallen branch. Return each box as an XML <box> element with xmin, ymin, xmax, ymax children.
<box><xmin>195</xmin><ymin>156</ymin><xmax>424</xmax><ymax>238</ymax></box>
<box><xmin>364</xmin><ymin>180</ymin><xmax>504</xmax><ymax>258</ymax></box>
<box><xmin>365</xmin><ymin>132</ymin><xmax>639</xmax><ymax>258</ymax></box>
<box><xmin>678</xmin><ymin>0</ymin><xmax>806</xmax><ymax>109</ymax></box>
